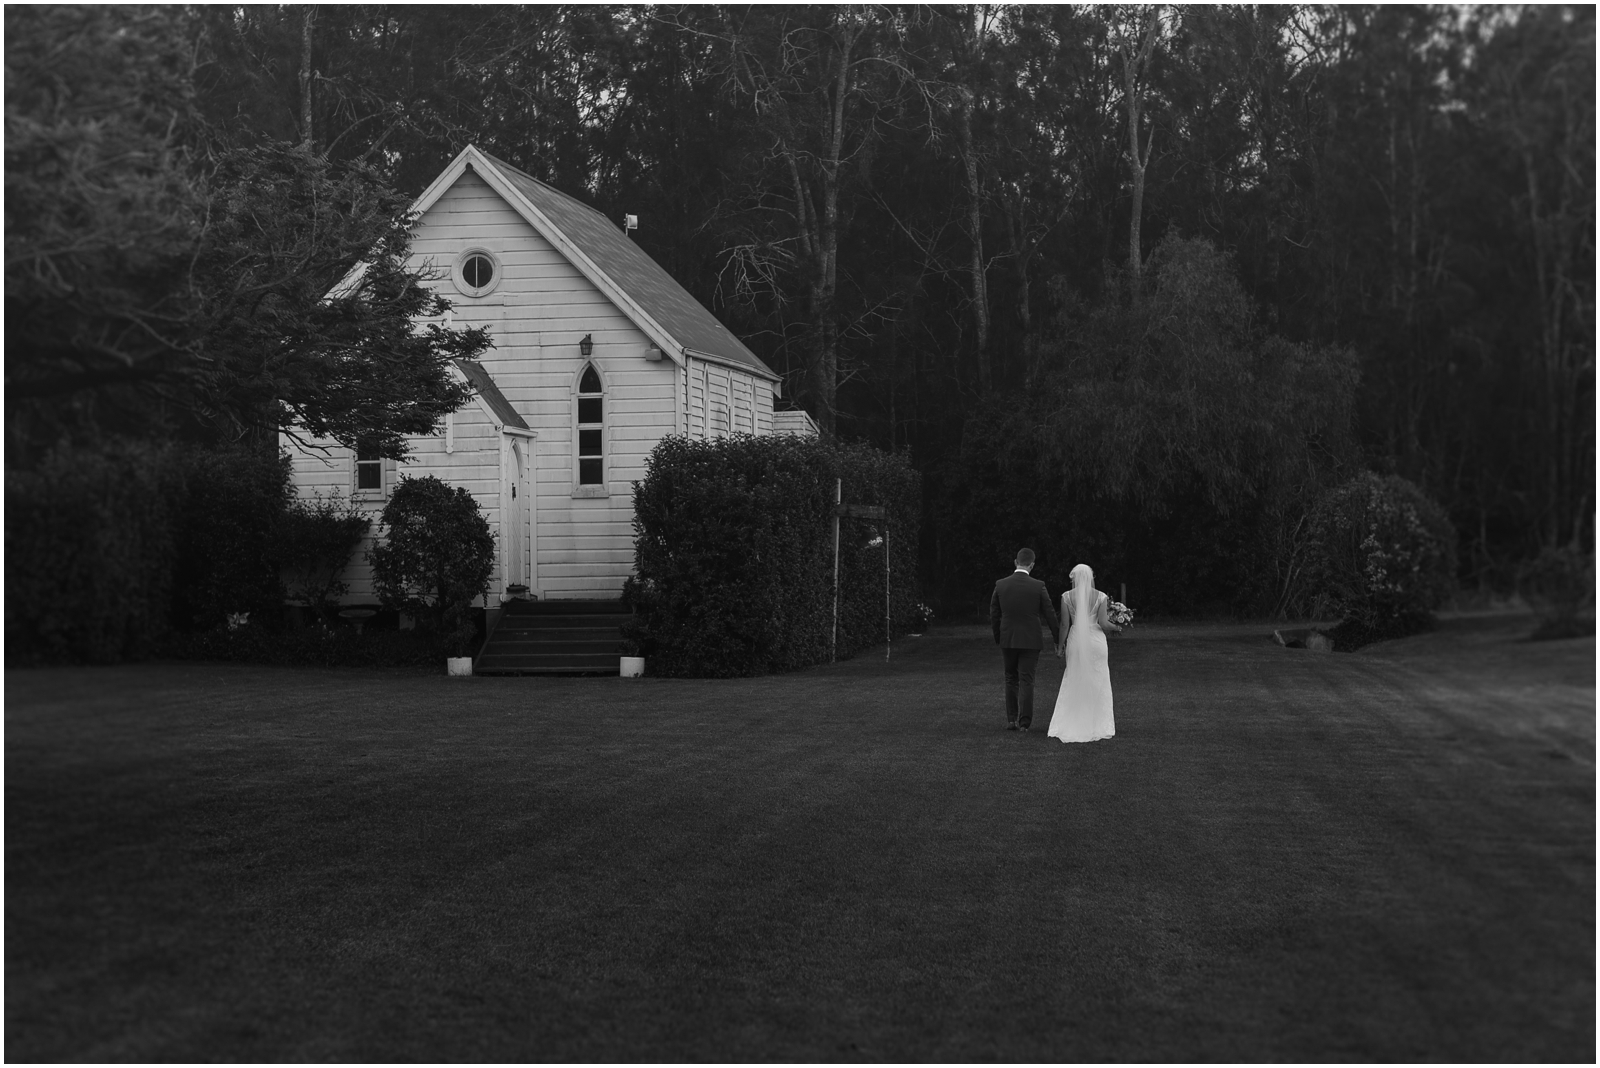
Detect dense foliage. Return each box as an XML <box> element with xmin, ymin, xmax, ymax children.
<box><xmin>367</xmin><ymin>476</ymin><xmax>496</xmax><ymax>655</ymax></box>
<box><xmin>1517</xmin><ymin>546</ymin><xmax>1596</xmax><ymax>641</ymax></box>
<box><xmin>5</xmin><ymin>6</ymin><xmax>488</xmax><ymax>465</ymax></box>
<box><xmin>163</xmin><ymin>3</ymin><xmax>1591</xmax><ymax>604</ymax></box>
<box><xmin>6</xmin><ymin>443</ymin><xmax>180</xmax><ymax>665</ymax></box>
<box><xmin>6</xmin><ymin>5</ymin><xmax>1589</xmax><ymax>629</ymax></box>
<box><xmin>5</xmin><ymin>441</ymin><xmax>290</xmax><ymax>664</ymax></box>
<box><xmin>934</xmin><ymin>234</ymin><xmax>1359</xmax><ymax>616</ymax></box>
<box><xmin>280</xmin><ymin>494</ymin><xmax>372</xmax><ymax>611</ymax></box>
<box><xmin>167</xmin><ymin>447</ymin><xmax>293</xmax><ymax>633</ymax></box>
<box><xmin>1304</xmin><ymin>473</ymin><xmax>1458</xmax><ymax>645</ymax></box>
<box><xmin>625</xmin><ymin>435</ymin><xmax>920</xmax><ymax>677</ymax></box>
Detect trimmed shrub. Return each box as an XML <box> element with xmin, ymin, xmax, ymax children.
<box><xmin>5</xmin><ymin>441</ymin><xmax>179</xmax><ymax>665</ymax></box>
<box><xmin>168</xmin><ymin>446</ymin><xmax>292</xmax><ymax>632</ymax></box>
<box><xmin>281</xmin><ymin>493</ymin><xmax>371</xmax><ymax>610</ymax></box>
<box><xmin>6</xmin><ymin>441</ymin><xmax>296</xmax><ymax>664</ymax></box>
<box><xmin>624</xmin><ymin>434</ymin><xmax>921</xmax><ymax>677</ymax></box>
<box><xmin>1305</xmin><ymin>472</ymin><xmax>1457</xmax><ymax>647</ymax></box>
<box><xmin>1519</xmin><ymin>546</ymin><xmax>1596</xmax><ymax>640</ymax></box>
<box><xmin>367</xmin><ymin>475</ymin><xmax>495</xmax><ymax>656</ymax></box>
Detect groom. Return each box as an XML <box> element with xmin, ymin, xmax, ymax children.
<box><xmin>990</xmin><ymin>548</ymin><xmax>1061</xmax><ymax>732</ymax></box>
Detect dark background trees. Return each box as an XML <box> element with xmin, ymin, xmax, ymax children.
<box><xmin>10</xmin><ymin>3</ymin><xmax>1592</xmax><ymax>616</ymax></box>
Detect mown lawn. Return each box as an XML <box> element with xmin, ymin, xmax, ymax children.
<box><xmin>6</xmin><ymin>614</ymin><xmax>1593</xmax><ymax>1061</ymax></box>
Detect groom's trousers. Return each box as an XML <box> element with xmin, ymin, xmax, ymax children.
<box><xmin>1002</xmin><ymin>647</ymin><xmax>1042</xmax><ymax>728</ymax></box>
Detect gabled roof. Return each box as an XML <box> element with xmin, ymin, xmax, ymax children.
<box><xmin>453</xmin><ymin>359</ymin><xmax>528</xmax><ymax>430</ymax></box>
<box><xmin>409</xmin><ymin>145</ymin><xmax>777</xmax><ymax>384</ymax></box>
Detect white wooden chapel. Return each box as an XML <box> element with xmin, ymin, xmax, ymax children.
<box><xmin>284</xmin><ymin>145</ymin><xmax>816</xmax><ymax>603</ymax></box>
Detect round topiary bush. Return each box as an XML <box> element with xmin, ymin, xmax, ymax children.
<box><xmin>1305</xmin><ymin>472</ymin><xmax>1456</xmax><ymax>647</ymax></box>
<box><xmin>367</xmin><ymin>475</ymin><xmax>495</xmax><ymax>656</ymax></box>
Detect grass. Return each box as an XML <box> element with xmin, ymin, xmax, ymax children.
<box><xmin>6</xmin><ymin>613</ymin><xmax>1593</xmax><ymax>1061</ymax></box>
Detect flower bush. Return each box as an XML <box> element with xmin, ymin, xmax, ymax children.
<box><xmin>1305</xmin><ymin>472</ymin><xmax>1456</xmax><ymax>646</ymax></box>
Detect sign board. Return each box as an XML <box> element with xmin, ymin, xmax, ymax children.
<box><xmin>835</xmin><ymin>504</ymin><xmax>886</xmax><ymax>520</ymax></box>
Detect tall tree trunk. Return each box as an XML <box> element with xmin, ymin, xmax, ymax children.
<box><xmin>1119</xmin><ymin>9</ymin><xmax>1161</xmax><ymax>302</ymax></box>
<box><xmin>957</xmin><ymin>83</ymin><xmax>991</xmax><ymax>392</ymax></box>
<box><xmin>298</xmin><ymin>6</ymin><xmax>315</xmax><ymax>152</ymax></box>
<box><xmin>805</xmin><ymin>19</ymin><xmax>860</xmax><ymax>436</ymax></box>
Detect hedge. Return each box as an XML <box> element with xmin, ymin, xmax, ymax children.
<box><xmin>168</xmin><ymin>446</ymin><xmax>293</xmax><ymax>632</ymax></box>
<box><xmin>6</xmin><ymin>441</ymin><xmax>181</xmax><ymax>665</ymax></box>
<box><xmin>6</xmin><ymin>440</ymin><xmax>290</xmax><ymax>665</ymax></box>
<box><xmin>623</xmin><ymin>434</ymin><xmax>921</xmax><ymax>677</ymax></box>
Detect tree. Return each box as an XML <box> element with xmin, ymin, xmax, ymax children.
<box><xmin>938</xmin><ymin>234</ymin><xmax>1360</xmax><ymax>614</ymax></box>
<box><xmin>1035</xmin><ymin>234</ymin><xmax>1357</xmax><ymax>517</ymax></box>
<box><xmin>1112</xmin><ymin>5</ymin><xmax>1166</xmax><ymax>299</ymax></box>
<box><xmin>5</xmin><ymin>6</ymin><xmax>489</xmax><ymax>461</ymax></box>
<box><xmin>4</xmin><ymin>5</ymin><xmax>205</xmax><ymax>451</ymax></box>
<box><xmin>691</xmin><ymin>5</ymin><xmax>900</xmax><ymax>434</ymax></box>
<box><xmin>188</xmin><ymin>143</ymin><xmax>487</xmax><ymax>458</ymax></box>
<box><xmin>1466</xmin><ymin>6</ymin><xmax>1595</xmax><ymax>553</ymax></box>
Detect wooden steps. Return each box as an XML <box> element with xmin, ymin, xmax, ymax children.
<box><xmin>474</xmin><ymin>599</ymin><xmax>630</xmax><ymax>675</ymax></box>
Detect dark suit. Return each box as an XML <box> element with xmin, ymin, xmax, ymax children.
<box><xmin>990</xmin><ymin>569</ymin><xmax>1062</xmax><ymax>728</ymax></box>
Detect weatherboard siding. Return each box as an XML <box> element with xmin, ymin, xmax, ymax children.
<box><xmin>409</xmin><ymin>167</ymin><xmax>678</xmax><ymax>599</ymax></box>
<box><xmin>286</xmin><ymin>164</ymin><xmax>782</xmax><ymax>605</ymax></box>
<box><xmin>682</xmin><ymin>355</ymin><xmax>772</xmax><ymax>442</ymax></box>
<box><xmin>280</xmin><ymin>400</ymin><xmax>503</xmax><ymax>603</ymax></box>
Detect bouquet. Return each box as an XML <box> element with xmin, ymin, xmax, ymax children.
<box><xmin>1107</xmin><ymin>601</ymin><xmax>1135</xmax><ymax>628</ymax></box>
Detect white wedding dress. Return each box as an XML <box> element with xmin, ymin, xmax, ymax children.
<box><xmin>1047</xmin><ymin>564</ymin><xmax>1116</xmax><ymax>743</ymax></box>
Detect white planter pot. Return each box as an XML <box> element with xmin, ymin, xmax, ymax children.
<box><xmin>446</xmin><ymin>657</ymin><xmax>474</xmax><ymax>677</ymax></box>
<box><xmin>619</xmin><ymin>656</ymin><xmax>645</xmax><ymax>678</ymax></box>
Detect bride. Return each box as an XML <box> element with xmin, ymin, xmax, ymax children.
<box><xmin>1047</xmin><ymin>563</ymin><xmax>1121</xmax><ymax>743</ymax></box>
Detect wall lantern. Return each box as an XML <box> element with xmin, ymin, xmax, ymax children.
<box><xmin>579</xmin><ymin>334</ymin><xmax>593</xmax><ymax>356</ymax></box>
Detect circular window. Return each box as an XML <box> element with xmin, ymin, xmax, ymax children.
<box><xmin>453</xmin><ymin>249</ymin><xmax>501</xmax><ymax>297</ymax></box>
<box><xmin>463</xmin><ymin>254</ymin><xmax>493</xmax><ymax>288</ymax></box>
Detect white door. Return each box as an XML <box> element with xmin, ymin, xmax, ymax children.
<box><xmin>507</xmin><ymin>440</ymin><xmax>530</xmax><ymax>588</ymax></box>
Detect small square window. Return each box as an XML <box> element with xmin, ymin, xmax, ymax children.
<box><xmin>578</xmin><ymin>397</ymin><xmax>603</xmax><ymax>425</ymax></box>
<box><xmin>579</xmin><ymin>458</ymin><xmax>603</xmax><ymax>485</ymax></box>
<box><xmin>578</xmin><ymin>428</ymin><xmax>603</xmax><ymax>455</ymax></box>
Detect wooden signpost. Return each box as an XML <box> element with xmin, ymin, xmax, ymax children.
<box><xmin>832</xmin><ymin>478</ymin><xmax>892</xmax><ymax>663</ymax></box>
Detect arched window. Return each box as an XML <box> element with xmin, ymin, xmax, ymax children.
<box><xmin>576</xmin><ymin>363</ymin><xmax>605</xmax><ymax>486</ymax></box>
